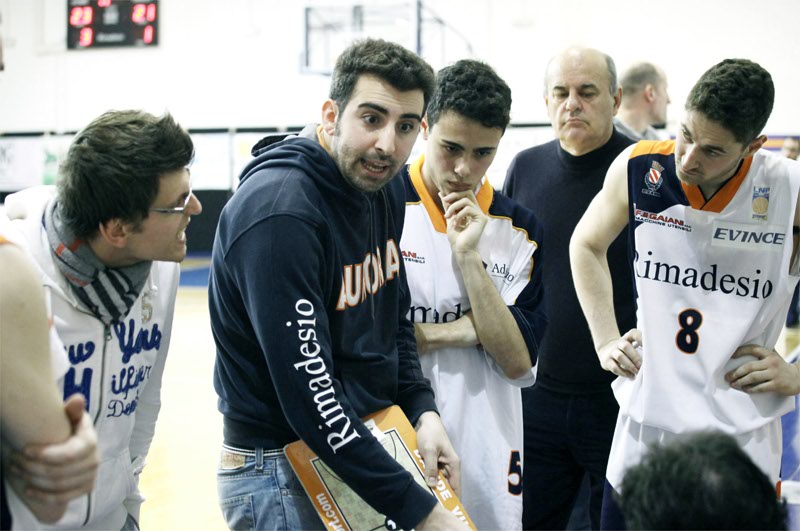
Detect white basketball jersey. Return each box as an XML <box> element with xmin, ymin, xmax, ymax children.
<box><xmin>400</xmin><ymin>155</ymin><xmax>544</xmax><ymax>531</ymax></box>
<box><xmin>616</xmin><ymin>141</ymin><xmax>800</xmax><ymax>434</ymax></box>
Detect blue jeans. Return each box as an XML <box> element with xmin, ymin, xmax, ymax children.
<box><xmin>217</xmin><ymin>445</ymin><xmax>323</xmax><ymax>531</ymax></box>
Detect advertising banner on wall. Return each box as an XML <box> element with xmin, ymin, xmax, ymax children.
<box><xmin>0</xmin><ymin>135</ymin><xmax>73</xmax><ymax>192</ymax></box>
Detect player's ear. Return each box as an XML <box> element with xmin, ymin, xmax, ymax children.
<box><xmin>745</xmin><ymin>135</ymin><xmax>767</xmax><ymax>157</ymax></box>
<box><xmin>421</xmin><ymin>115</ymin><xmax>430</xmax><ymax>140</ymax></box>
<box><xmin>612</xmin><ymin>87</ymin><xmax>622</xmax><ymax>114</ymax></box>
<box><xmin>322</xmin><ymin>99</ymin><xmax>339</xmax><ymax>136</ymax></box>
<box><xmin>98</xmin><ymin>218</ymin><xmax>133</xmax><ymax>248</ymax></box>
<box><xmin>644</xmin><ymin>84</ymin><xmax>656</xmax><ymax>103</ymax></box>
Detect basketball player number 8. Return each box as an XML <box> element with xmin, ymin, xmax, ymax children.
<box><xmin>676</xmin><ymin>309</ymin><xmax>703</xmax><ymax>354</ymax></box>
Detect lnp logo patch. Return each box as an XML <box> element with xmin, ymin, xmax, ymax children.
<box><xmin>752</xmin><ymin>186</ymin><xmax>770</xmax><ymax>221</ymax></box>
<box><xmin>642</xmin><ymin>161</ymin><xmax>665</xmax><ymax>197</ymax></box>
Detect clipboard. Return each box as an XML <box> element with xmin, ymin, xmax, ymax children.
<box><xmin>285</xmin><ymin>405</ymin><xmax>475</xmax><ymax>530</ymax></box>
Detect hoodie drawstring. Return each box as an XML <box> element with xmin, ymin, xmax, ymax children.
<box><xmin>367</xmin><ymin>192</ymin><xmax>376</xmax><ymax>320</ymax></box>
<box><xmin>366</xmin><ymin>188</ymin><xmax>390</xmax><ymax>322</ymax></box>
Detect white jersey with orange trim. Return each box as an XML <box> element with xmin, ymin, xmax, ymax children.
<box><xmin>399</xmin><ymin>155</ymin><xmax>547</xmax><ymax>531</ymax></box>
<box><xmin>607</xmin><ymin>141</ymin><xmax>800</xmax><ymax>488</ymax></box>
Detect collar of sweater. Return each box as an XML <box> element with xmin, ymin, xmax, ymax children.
<box><xmin>555</xmin><ymin>130</ymin><xmax>628</xmax><ymax>170</ymax></box>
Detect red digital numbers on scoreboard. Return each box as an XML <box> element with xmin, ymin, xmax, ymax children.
<box><xmin>68</xmin><ymin>1</ymin><xmax>158</xmax><ymax>49</ymax></box>
<box><xmin>131</xmin><ymin>3</ymin><xmax>145</xmax><ymax>23</ymax></box>
<box><xmin>132</xmin><ymin>4</ymin><xmax>156</xmax><ymax>23</ymax></box>
<box><xmin>69</xmin><ymin>6</ymin><xmax>93</xmax><ymax>27</ymax></box>
<box><xmin>79</xmin><ymin>27</ymin><xmax>94</xmax><ymax>47</ymax></box>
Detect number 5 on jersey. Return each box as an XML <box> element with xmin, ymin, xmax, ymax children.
<box><xmin>508</xmin><ymin>450</ymin><xmax>522</xmax><ymax>495</ymax></box>
<box><xmin>676</xmin><ymin>308</ymin><xmax>703</xmax><ymax>354</ymax></box>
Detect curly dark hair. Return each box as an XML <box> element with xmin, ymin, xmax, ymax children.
<box><xmin>58</xmin><ymin>110</ymin><xmax>194</xmax><ymax>239</ymax></box>
<box><xmin>426</xmin><ymin>59</ymin><xmax>512</xmax><ymax>132</ymax></box>
<box><xmin>620</xmin><ymin>431</ymin><xmax>787</xmax><ymax>530</ymax></box>
<box><xmin>329</xmin><ymin>38</ymin><xmax>435</xmax><ymax>115</ymax></box>
<box><xmin>686</xmin><ymin>58</ymin><xmax>774</xmax><ymax>144</ymax></box>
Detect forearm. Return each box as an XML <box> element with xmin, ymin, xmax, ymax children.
<box><xmin>0</xmin><ymin>244</ymin><xmax>71</xmax><ymax>448</ymax></box>
<box><xmin>455</xmin><ymin>250</ymin><xmax>531</xmax><ymax>378</ymax></box>
<box><xmin>1</xmin><ymin>245</ymin><xmax>73</xmax><ymax>523</ymax></box>
<box><xmin>569</xmin><ymin>237</ymin><xmax>621</xmax><ymax>349</ymax></box>
<box><xmin>568</xmin><ymin>146</ymin><xmax>633</xmax><ymax>351</ymax></box>
<box><xmin>0</xmin><ymin>368</ymin><xmax>71</xmax><ymax>449</ymax></box>
<box><xmin>414</xmin><ymin>316</ymin><xmax>478</xmax><ymax>354</ymax></box>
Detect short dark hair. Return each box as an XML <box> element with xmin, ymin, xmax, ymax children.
<box><xmin>620</xmin><ymin>431</ymin><xmax>787</xmax><ymax>530</ymax></box>
<box><xmin>685</xmin><ymin>58</ymin><xmax>774</xmax><ymax>144</ymax></box>
<box><xmin>58</xmin><ymin>110</ymin><xmax>194</xmax><ymax>240</ymax></box>
<box><xmin>426</xmin><ymin>59</ymin><xmax>512</xmax><ymax>132</ymax></box>
<box><xmin>621</xmin><ymin>62</ymin><xmax>663</xmax><ymax>99</ymax></box>
<box><xmin>329</xmin><ymin>38</ymin><xmax>435</xmax><ymax>115</ymax></box>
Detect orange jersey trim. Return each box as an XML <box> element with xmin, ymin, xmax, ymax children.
<box><xmin>408</xmin><ymin>154</ymin><xmax>493</xmax><ymax>234</ymax></box>
<box><xmin>681</xmin><ymin>156</ymin><xmax>753</xmax><ymax>213</ymax></box>
<box><xmin>629</xmin><ymin>139</ymin><xmax>754</xmax><ymax>214</ymax></box>
<box><xmin>630</xmin><ymin>139</ymin><xmax>675</xmax><ymax>158</ymax></box>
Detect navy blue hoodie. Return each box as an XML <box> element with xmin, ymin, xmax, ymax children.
<box><xmin>210</xmin><ymin>126</ymin><xmax>439</xmax><ymax>527</ymax></box>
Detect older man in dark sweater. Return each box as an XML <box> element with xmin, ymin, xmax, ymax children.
<box><xmin>502</xmin><ymin>47</ymin><xmax>635</xmax><ymax>530</ymax></box>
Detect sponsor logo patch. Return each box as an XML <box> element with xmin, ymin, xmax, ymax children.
<box><xmin>711</xmin><ymin>220</ymin><xmax>785</xmax><ymax>251</ymax></box>
<box><xmin>634</xmin><ymin>205</ymin><xmax>692</xmax><ymax>232</ymax></box>
<box><xmin>401</xmin><ymin>249</ymin><xmax>426</xmax><ymax>264</ymax></box>
<box><xmin>752</xmin><ymin>186</ymin><xmax>770</xmax><ymax>220</ymax></box>
<box><xmin>489</xmin><ymin>262</ymin><xmax>515</xmax><ymax>284</ymax></box>
<box><xmin>642</xmin><ymin>161</ymin><xmax>665</xmax><ymax>197</ymax></box>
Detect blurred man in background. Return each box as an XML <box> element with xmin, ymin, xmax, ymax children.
<box><xmin>614</xmin><ymin>62</ymin><xmax>670</xmax><ymax>141</ymax></box>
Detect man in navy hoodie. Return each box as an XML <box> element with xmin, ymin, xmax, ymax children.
<box><xmin>209</xmin><ymin>39</ymin><xmax>463</xmax><ymax>530</ymax></box>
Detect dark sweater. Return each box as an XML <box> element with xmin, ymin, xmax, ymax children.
<box><xmin>209</xmin><ymin>126</ymin><xmax>438</xmax><ymax>528</ymax></box>
<box><xmin>502</xmin><ymin>130</ymin><xmax>636</xmax><ymax>394</ymax></box>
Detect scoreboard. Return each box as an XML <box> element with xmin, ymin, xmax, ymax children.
<box><xmin>67</xmin><ymin>1</ymin><xmax>159</xmax><ymax>49</ymax></box>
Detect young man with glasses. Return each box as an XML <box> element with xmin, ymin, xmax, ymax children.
<box><xmin>2</xmin><ymin>110</ymin><xmax>201</xmax><ymax>530</ymax></box>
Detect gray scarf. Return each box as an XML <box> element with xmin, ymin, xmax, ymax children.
<box><xmin>45</xmin><ymin>200</ymin><xmax>152</xmax><ymax>325</ymax></box>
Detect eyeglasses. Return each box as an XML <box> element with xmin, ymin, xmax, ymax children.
<box><xmin>150</xmin><ymin>188</ymin><xmax>194</xmax><ymax>215</ymax></box>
